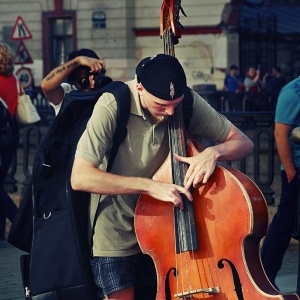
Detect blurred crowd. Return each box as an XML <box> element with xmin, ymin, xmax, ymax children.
<box><xmin>222</xmin><ymin>64</ymin><xmax>287</xmax><ymax>112</ymax></box>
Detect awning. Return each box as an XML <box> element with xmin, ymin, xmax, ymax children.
<box><xmin>240</xmin><ymin>6</ymin><xmax>300</xmax><ymax>34</ymax></box>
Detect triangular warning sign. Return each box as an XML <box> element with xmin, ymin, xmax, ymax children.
<box><xmin>10</xmin><ymin>16</ymin><xmax>32</xmax><ymax>41</ymax></box>
<box><xmin>14</xmin><ymin>41</ymin><xmax>33</xmax><ymax>65</ymax></box>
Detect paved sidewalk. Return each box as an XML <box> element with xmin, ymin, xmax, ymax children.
<box><xmin>0</xmin><ymin>238</ymin><xmax>299</xmax><ymax>300</ymax></box>
<box><xmin>0</xmin><ymin>240</ymin><xmax>25</xmax><ymax>300</ymax></box>
<box><xmin>276</xmin><ymin>242</ymin><xmax>299</xmax><ymax>295</ymax></box>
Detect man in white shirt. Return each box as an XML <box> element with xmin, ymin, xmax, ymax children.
<box><xmin>41</xmin><ymin>48</ymin><xmax>106</xmax><ymax>115</ymax></box>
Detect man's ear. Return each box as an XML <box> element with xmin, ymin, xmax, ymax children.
<box><xmin>136</xmin><ymin>82</ymin><xmax>143</xmax><ymax>95</ymax></box>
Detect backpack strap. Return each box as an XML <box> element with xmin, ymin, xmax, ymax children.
<box><xmin>94</xmin><ymin>81</ymin><xmax>131</xmax><ymax>172</ymax></box>
<box><xmin>90</xmin><ymin>82</ymin><xmax>131</xmax><ymax>252</ymax></box>
<box><xmin>182</xmin><ymin>87</ymin><xmax>194</xmax><ymax>130</ymax></box>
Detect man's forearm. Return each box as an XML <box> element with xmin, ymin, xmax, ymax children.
<box><xmin>42</xmin><ymin>59</ymin><xmax>80</xmax><ymax>91</ymax></box>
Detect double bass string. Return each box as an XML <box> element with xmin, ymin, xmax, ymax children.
<box><xmin>169</xmin><ymin>104</ymin><xmax>209</xmax><ymax>297</ymax></box>
<box><xmin>165</xmin><ymin>52</ymin><xmax>222</xmax><ymax>299</ymax></box>
<box><xmin>167</xmin><ymin>107</ymin><xmax>187</xmax><ymax>296</ymax></box>
<box><xmin>162</xmin><ymin>29</ymin><xmax>175</xmax><ymax>57</ymax></box>
<box><xmin>163</xmin><ymin>23</ymin><xmax>203</xmax><ymax>297</ymax></box>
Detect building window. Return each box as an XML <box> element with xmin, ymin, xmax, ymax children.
<box><xmin>42</xmin><ymin>11</ymin><xmax>77</xmax><ymax>76</ymax></box>
<box><xmin>50</xmin><ymin>18</ymin><xmax>73</xmax><ymax>66</ymax></box>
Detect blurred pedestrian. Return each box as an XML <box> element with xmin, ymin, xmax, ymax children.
<box><xmin>41</xmin><ymin>48</ymin><xmax>107</xmax><ymax>115</ymax></box>
<box><xmin>0</xmin><ymin>43</ymin><xmax>19</xmax><ymax>240</ymax></box>
<box><xmin>243</xmin><ymin>65</ymin><xmax>268</xmax><ymax>110</ymax></box>
<box><xmin>222</xmin><ymin>64</ymin><xmax>244</xmax><ymax>111</ymax></box>
<box><xmin>261</xmin><ymin>76</ymin><xmax>300</xmax><ymax>290</ymax></box>
<box><xmin>267</xmin><ymin>66</ymin><xmax>287</xmax><ymax>110</ymax></box>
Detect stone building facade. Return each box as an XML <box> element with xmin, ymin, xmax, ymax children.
<box><xmin>3</xmin><ymin>0</ymin><xmax>300</xmax><ymax>91</ymax></box>
<box><xmin>0</xmin><ymin>0</ymin><xmax>230</xmax><ymax>89</ymax></box>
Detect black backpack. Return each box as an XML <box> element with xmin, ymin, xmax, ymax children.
<box><xmin>9</xmin><ymin>81</ymin><xmax>131</xmax><ymax>300</ymax></box>
<box><xmin>8</xmin><ymin>83</ymin><xmax>193</xmax><ymax>300</ymax></box>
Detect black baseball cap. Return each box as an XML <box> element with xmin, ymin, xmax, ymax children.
<box><xmin>136</xmin><ymin>54</ymin><xmax>187</xmax><ymax>100</ymax></box>
<box><xmin>68</xmin><ymin>48</ymin><xmax>99</xmax><ymax>61</ymax></box>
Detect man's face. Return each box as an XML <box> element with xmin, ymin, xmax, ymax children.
<box><xmin>248</xmin><ymin>68</ymin><xmax>256</xmax><ymax>78</ymax></box>
<box><xmin>230</xmin><ymin>68</ymin><xmax>238</xmax><ymax>76</ymax></box>
<box><xmin>137</xmin><ymin>83</ymin><xmax>184</xmax><ymax>124</ymax></box>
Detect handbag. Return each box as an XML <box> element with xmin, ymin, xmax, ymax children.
<box><xmin>15</xmin><ymin>76</ymin><xmax>41</xmax><ymax>125</ymax></box>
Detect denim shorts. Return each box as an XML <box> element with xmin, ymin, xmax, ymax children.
<box><xmin>90</xmin><ymin>252</ymin><xmax>157</xmax><ymax>298</ymax></box>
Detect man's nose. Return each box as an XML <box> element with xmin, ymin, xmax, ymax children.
<box><xmin>165</xmin><ymin>105</ymin><xmax>175</xmax><ymax>115</ymax></box>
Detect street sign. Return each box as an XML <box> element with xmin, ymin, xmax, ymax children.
<box><xmin>10</xmin><ymin>16</ymin><xmax>32</xmax><ymax>40</ymax></box>
<box><xmin>14</xmin><ymin>41</ymin><xmax>33</xmax><ymax>65</ymax></box>
<box><xmin>16</xmin><ymin>67</ymin><xmax>33</xmax><ymax>90</ymax></box>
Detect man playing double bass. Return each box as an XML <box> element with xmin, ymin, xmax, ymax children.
<box><xmin>71</xmin><ymin>54</ymin><xmax>254</xmax><ymax>300</ymax></box>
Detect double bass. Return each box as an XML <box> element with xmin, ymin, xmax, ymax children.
<box><xmin>135</xmin><ymin>1</ymin><xmax>300</xmax><ymax>299</ymax></box>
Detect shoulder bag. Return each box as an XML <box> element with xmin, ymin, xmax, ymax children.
<box><xmin>14</xmin><ymin>76</ymin><xmax>40</xmax><ymax>125</ymax></box>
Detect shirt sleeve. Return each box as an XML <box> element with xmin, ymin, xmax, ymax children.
<box><xmin>275</xmin><ymin>88</ymin><xmax>300</xmax><ymax>125</ymax></box>
<box><xmin>188</xmin><ymin>90</ymin><xmax>232</xmax><ymax>142</ymax></box>
<box><xmin>75</xmin><ymin>92</ymin><xmax>117</xmax><ymax>167</ymax></box>
<box><xmin>50</xmin><ymin>83</ymin><xmax>76</xmax><ymax>116</ymax></box>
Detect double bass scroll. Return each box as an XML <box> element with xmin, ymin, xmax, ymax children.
<box><xmin>160</xmin><ymin>0</ymin><xmax>186</xmax><ymax>55</ymax></box>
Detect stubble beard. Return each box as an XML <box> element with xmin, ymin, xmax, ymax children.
<box><xmin>151</xmin><ymin>114</ymin><xmax>168</xmax><ymax>125</ymax></box>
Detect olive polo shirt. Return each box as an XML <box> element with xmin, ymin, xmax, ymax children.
<box><xmin>75</xmin><ymin>79</ymin><xmax>231</xmax><ymax>257</ymax></box>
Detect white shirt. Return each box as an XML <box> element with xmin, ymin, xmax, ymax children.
<box><xmin>50</xmin><ymin>83</ymin><xmax>76</xmax><ymax>115</ymax></box>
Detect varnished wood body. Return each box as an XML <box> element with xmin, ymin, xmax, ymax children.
<box><xmin>135</xmin><ymin>140</ymin><xmax>299</xmax><ymax>300</ymax></box>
